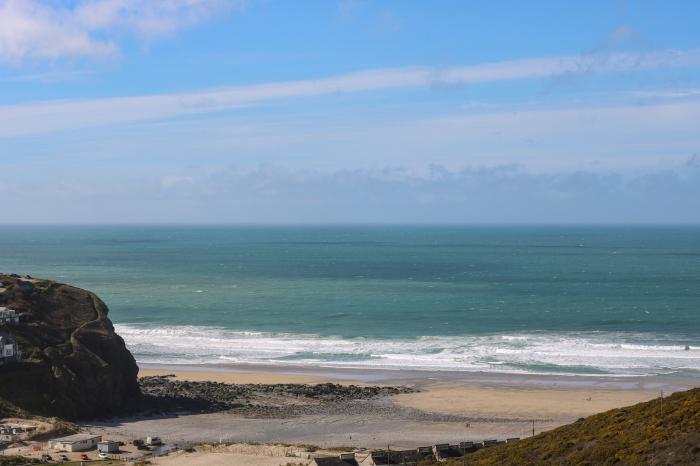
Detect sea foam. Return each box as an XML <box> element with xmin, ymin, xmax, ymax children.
<box><xmin>115</xmin><ymin>324</ymin><xmax>699</xmax><ymax>376</ymax></box>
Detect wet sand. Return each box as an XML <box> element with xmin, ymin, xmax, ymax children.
<box><xmin>138</xmin><ymin>367</ymin><xmax>334</xmax><ymax>385</ymax></box>
<box><xmin>85</xmin><ymin>363</ymin><xmax>697</xmax><ymax>452</ymax></box>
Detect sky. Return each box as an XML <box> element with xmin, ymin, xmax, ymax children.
<box><xmin>0</xmin><ymin>0</ymin><xmax>699</xmax><ymax>224</ymax></box>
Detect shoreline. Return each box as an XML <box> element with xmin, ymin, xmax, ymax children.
<box><xmin>136</xmin><ymin>362</ymin><xmax>695</xmax><ymax>423</ymax></box>
<box><xmin>74</xmin><ymin>362</ymin><xmax>698</xmax><ymax>450</ymax></box>
<box><xmin>138</xmin><ymin>361</ymin><xmax>698</xmax><ymax>392</ymax></box>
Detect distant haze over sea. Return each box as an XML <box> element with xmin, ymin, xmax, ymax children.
<box><xmin>2</xmin><ymin>225</ymin><xmax>699</xmax><ymax>377</ymax></box>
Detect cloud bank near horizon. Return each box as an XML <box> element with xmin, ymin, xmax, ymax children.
<box><xmin>2</xmin><ymin>158</ymin><xmax>698</xmax><ymax>224</ymax></box>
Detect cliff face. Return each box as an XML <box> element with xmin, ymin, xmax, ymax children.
<box><xmin>0</xmin><ymin>274</ymin><xmax>139</xmax><ymax>420</ymax></box>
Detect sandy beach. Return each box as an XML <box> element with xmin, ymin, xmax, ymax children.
<box><xmin>84</xmin><ymin>364</ymin><xmax>694</xmax><ymax>458</ymax></box>
<box><xmin>138</xmin><ymin>365</ymin><xmax>663</xmax><ymax>420</ymax></box>
<box><xmin>395</xmin><ymin>383</ymin><xmax>659</xmax><ymax>420</ymax></box>
<box><xmin>138</xmin><ymin>367</ymin><xmax>335</xmax><ymax>385</ymax></box>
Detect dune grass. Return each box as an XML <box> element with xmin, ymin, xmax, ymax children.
<box><xmin>438</xmin><ymin>387</ymin><xmax>700</xmax><ymax>465</ymax></box>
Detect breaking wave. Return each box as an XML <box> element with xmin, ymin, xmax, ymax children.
<box><xmin>115</xmin><ymin>324</ymin><xmax>700</xmax><ymax>377</ymax></box>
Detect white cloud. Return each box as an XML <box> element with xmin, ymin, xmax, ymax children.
<box><xmin>634</xmin><ymin>88</ymin><xmax>700</xmax><ymax>99</ymax></box>
<box><xmin>1</xmin><ymin>48</ymin><xmax>698</xmax><ymax>137</ymax></box>
<box><xmin>4</xmin><ymin>94</ymin><xmax>699</xmax><ymax>177</ymax></box>
<box><xmin>0</xmin><ymin>0</ymin><xmax>238</xmax><ymax>63</ymax></box>
<box><xmin>1</xmin><ymin>69</ymin><xmax>96</xmax><ymax>82</ymax></box>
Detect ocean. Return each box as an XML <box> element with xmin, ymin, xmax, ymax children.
<box><xmin>1</xmin><ymin>225</ymin><xmax>699</xmax><ymax>377</ymax></box>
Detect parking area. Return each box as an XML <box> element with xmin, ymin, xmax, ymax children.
<box><xmin>0</xmin><ymin>433</ymin><xmax>176</xmax><ymax>463</ymax></box>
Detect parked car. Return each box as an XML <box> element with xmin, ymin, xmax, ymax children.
<box><xmin>80</xmin><ymin>453</ymin><xmax>89</xmax><ymax>461</ymax></box>
<box><xmin>58</xmin><ymin>454</ymin><xmax>69</xmax><ymax>461</ymax></box>
<box><xmin>98</xmin><ymin>451</ymin><xmax>109</xmax><ymax>459</ymax></box>
<box><xmin>132</xmin><ymin>439</ymin><xmax>144</xmax><ymax>446</ymax></box>
<box><xmin>41</xmin><ymin>454</ymin><xmax>53</xmax><ymax>462</ymax></box>
<box><xmin>146</xmin><ymin>436</ymin><xmax>162</xmax><ymax>446</ymax></box>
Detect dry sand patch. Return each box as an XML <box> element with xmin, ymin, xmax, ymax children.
<box><xmin>395</xmin><ymin>384</ymin><xmax>659</xmax><ymax>420</ymax></box>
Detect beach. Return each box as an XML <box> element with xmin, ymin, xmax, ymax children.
<box><xmin>84</xmin><ymin>364</ymin><xmax>693</xmax><ymax>459</ymax></box>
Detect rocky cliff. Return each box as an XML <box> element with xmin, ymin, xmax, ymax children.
<box><xmin>0</xmin><ymin>274</ymin><xmax>139</xmax><ymax>420</ymax></box>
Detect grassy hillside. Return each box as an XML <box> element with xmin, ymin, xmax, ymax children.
<box><xmin>440</xmin><ymin>387</ymin><xmax>699</xmax><ymax>466</ymax></box>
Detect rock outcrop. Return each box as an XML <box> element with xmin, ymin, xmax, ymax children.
<box><xmin>137</xmin><ymin>375</ymin><xmax>415</xmax><ymax>417</ymax></box>
<box><xmin>0</xmin><ymin>274</ymin><xmax>139</xmax><ymax>420</ymax></box>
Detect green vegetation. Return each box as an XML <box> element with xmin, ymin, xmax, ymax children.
<box><xmin>0</xmin><ymin>456</ymin><xmax>39</xmax><ymax>466</ymax></box>
<box><xmin>435</xmin><ymin>387</ymin><xmax>700</xmax><ymax>465</ymax></box>
<box><xmin>324</xmin><ymin>445</ymin><xmax>357</xmax><ymax>452</ymax></box>
<box><xmin>290</xmin><ymin>443</ymin><xmax>319</xmax><ymax>452</ymax></box>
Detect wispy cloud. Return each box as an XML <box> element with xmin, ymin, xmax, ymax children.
<box><xmin>0</xmin><ymin>0</ymin><xmax>240</xmax><ymax>63</ymax></box>
<box><xmin>634</xmin><ymin>88</ymin><xmax>700</xmax><ymax>99</ymax></box>
<box><xmin>1</xmin><ymin>48</ymin><xmax>698</xmax><ymax>137</ymax></box>
<box><xmin>1</xmin><ymin>69</ymin><xmax>96</xmax><ymax>82</ymax></box>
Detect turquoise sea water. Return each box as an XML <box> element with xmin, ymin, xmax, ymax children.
<box><xmin>1</xmin><ymin>225</ymin><xmax>699</xmax><ymax>376</ymax></box>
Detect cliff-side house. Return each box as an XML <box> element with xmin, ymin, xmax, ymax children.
<box><xmin>0</xmin><ymin>307</ymin><xmax>20</xmax><ymax>326</ymax></box>
<box><xmin>0</xmin><ymin>331</ymin><xmax>18</xmax><ymax>365</ymax></box>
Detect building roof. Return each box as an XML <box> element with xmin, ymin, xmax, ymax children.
<box><xmin>434</xmin><ymin>445</ymin><xmax>462</xmax><ymax>458</ymax></box>
<box><xmin>313</xmin><ymin>457</ymin><xmax>359</xmax><ymax>466</ymax></box>
<box><xmin>370</xmin><ymin>450</ymin><xmax>422</xmax><ymax>465</ymax></box>
<box><xmin>51</xmin><ymin>434</ymin><xmax>101</xmax><ymax>444</ymax></box>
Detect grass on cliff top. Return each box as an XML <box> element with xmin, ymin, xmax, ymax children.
<box><xmin>438</xmin><ymin>387</ymin><xmax>700</xmax><ymax>466</ymax></box>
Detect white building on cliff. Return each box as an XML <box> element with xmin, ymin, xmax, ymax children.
<box><xmin>0</xmin><ymin>331</ymin><xmax>18</xmax><ymax>365</ymax></box>
<box><xmin>0</xmin><ymin>307</ymin><xmax>19</xmax><ymax>326</ymax></box>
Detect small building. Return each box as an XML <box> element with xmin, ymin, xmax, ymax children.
<box><xmin>0</xmin><ymin>332</ymin><xmax>18</xmax><ymax>365</ymax></box>
<box><xmin>0</xmin><ymin>308</ymin><xmax>19</xmax><ymax>326</ymax></box>
<box><xmin>48</xmin><ymin>434</ymin><xmax>102</xmax><ymax>452</ymax></box>
<box><xmin>433</xmin><ymin>444</ymin><xmax>463</xmax><ymax>460</ymax></box>
<box><xmin>0</xmin><ymin>433</ymin><xmax>18</xmax><ymax>443</ymax></box>
<box><xmin>370</xmin><ymin>450</ymin><xmax>420</xmax><ymax>465</ymax></box>
<box><xmin>459</xmin><ymin>441</ymin><xmax>479</xmax><ymax>453</ymax></box>
<box><xmin>97</xmin><ymin>440</ymin><xmax>120</xmax><ymax>453</ymax></box>
<box><xmin>313</xmin><ymin>453</ymin><xmax>360</xmax><ymax>466</ymax></box>
<box><xmin>370</xmin><ymin>450</ymin><xmax>391</xmax><ymax>465</ymax></box>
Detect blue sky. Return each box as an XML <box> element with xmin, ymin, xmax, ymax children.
<box><xmin>0</xmin><ymin>0</ymin><xmax>699</xmax><ymax>223</ymax></box>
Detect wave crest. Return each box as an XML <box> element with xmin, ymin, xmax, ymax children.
<box><xmin>115</xmin><ymin>324</ymin><xmax>699</xmax><ymax>376</ymax></box>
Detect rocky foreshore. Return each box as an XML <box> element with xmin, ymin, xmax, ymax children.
<box><xmin>137</xmin><ymin>374</ymin><xmax>417</xmax><ymax>418</ymax></box>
